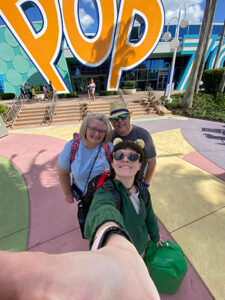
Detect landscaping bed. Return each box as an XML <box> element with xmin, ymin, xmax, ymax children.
<box><xmin>161</xmin><ymin>92</ymin><xmax>225</xmax><ymax>123</ymax></box>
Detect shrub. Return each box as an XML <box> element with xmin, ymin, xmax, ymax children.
<box><xmin>161</xmin><ymin>93</ymin><xmax>183</xmax><ymax>109</ymax></box>
<box><xmin>0</xmin><ymin>104</ymin><xmax>8</xmax><ymax>116</ymax></box>
<box><xmin>202</xmin><ymin>67</ymin><xmax>225</xmax><ymax>93</ymax></box>
<box><xmin>122</xmin><ymin>81</ymin><xmax>136</xmax><ymax>89</ymax></box>
<box><xmin>184</xmin><ymin>93</ymin><xmax>225</xmax><ymax>122</ymax></box>
<box><xmin>0</xmin><ymin>93</ymin><xmax>15</xmax><ymax>100</ymax></box>
<box><xmin>33</xmin><ymin>85</ymin><xmax>43</xmax><ymax>94</ymax></box>
<box><xmin>99</xmin><ymin>90</ymin><xmax>118</xmax><ymax>96</ymax></box>
<box><xmin>58</xmin><ymin>92</ymin><xmax>78</xmax><ymax>98</ymax></box>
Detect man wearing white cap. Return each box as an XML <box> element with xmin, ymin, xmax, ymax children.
<box><xmin>109</xmin><ymin>100</ymin><xmax>156</xmax><ymax>187</ymax></box>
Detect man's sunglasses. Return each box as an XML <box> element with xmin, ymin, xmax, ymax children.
<box><xmin>111</xmin><ymin>113</ymin><xmax>128</xmax><ymax>122</ymax></box>
<box><xmin>113</xmin><ymin>151</ymin><xmax>140</xmax><ymax>162</ymax></box>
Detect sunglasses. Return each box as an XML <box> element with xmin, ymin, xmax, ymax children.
<box><xmin>87</xmin><ymin>126</ymin><xmax>106</xmax><ymax>135</ymax></box>
<box><xmin>111</xmin><ymin>113</ymin><xmax>128</xmax><ymax>122</ymax></box>
<box><xmin>113</xmin><ymin>151</ymin><xmax>140</xmax><ymax>162</ymax></box>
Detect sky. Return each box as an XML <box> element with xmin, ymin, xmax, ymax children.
<box><xmin>78</xmin><ymin>0</ymin><xmax>225</xmax><ymax>32</ymax></box>
<box><xmin>0</xmin><ymin>0</ymin><xmax>224</xmax><ymax>32</ymax></box>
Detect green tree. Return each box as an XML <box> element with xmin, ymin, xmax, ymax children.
<box><xmin>182</xmin><ymin>0</ymin><xmax>217</xmax><ymax>108</ymax></box>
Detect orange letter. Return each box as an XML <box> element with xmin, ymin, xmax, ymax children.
<box><xmin>107</xmin><ymin>0</ymin><xmax>164</xmax><ymax>90</ymax></box>
<box><xmin>61</xmin><ymin>0</ymin><xmax>117</xmax><ymax>66</ymax></box>
<box><xmin>0</xmin><ymin>0</ymin><xmax>68</xmax><ymax>92</ymax></box>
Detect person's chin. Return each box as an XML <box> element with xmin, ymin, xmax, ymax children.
<box><xmin>89</xmin><ymin>139</ymin><xmax>100</xmax><ymax>147</ymax></box>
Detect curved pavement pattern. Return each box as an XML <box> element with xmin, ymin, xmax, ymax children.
<box><xmin>0</xmin><ymin>116</ymin><xmax>224</xmax><ymax>299</ymax></box>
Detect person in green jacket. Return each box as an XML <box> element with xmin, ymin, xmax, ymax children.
<box><xmin>85</xmin><ymin>140</ymin><xmax>161</xmax><ymax>255</ymax></box>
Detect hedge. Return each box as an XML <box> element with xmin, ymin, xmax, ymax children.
<box><xmin>0</xmin><ymin>93</ymin><xmax>15</xmax><ymax>100</ymax></box>
<box><xmin>58</xmin><ymin>91</ymin><xmax>78</xmax><ymax>98</ymax></box>
<box><xmin>202</xmin><ymin>67</ymin><xmax>225</xmax><ymax>93</ymax></box>
<box><xmin>121</xmin><ymin>81</ymin><xmax>136</xmax><ymax>89</ymax></box>
<box><xmin>99</xmin><ymin>90</ymin><xmax>118</xmax><ymax>96</ymax></box>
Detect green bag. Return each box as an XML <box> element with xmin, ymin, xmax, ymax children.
<box><xmin>144</xmin><ymin>240</ymin><xmax>188</xmax><ymax>294</ymax></box>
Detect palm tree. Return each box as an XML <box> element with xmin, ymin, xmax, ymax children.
<box><xmin>182</xmin><ymin>0</ymin><xmax>217</xmax><ymax>108</ymax></box>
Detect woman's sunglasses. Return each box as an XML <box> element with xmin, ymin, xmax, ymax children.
<box><xmin>111</xmin><ymin>113</ymin><xmax>128</xmax><ymax>122</ymax></box>
<box><xmin>113</xmin><ymin>151</ymin><xmax>140</xmax><ymax>162</ymax></box>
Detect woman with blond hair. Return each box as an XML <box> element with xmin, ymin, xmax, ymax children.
<box><xmin>58</xmin><ymin>113</ymin><xmax>113</xmax><ymax>203</ymax></box>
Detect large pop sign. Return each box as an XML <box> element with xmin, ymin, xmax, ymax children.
<box><xmin>0</xmin><ymin>0</ymin><xmax>164</xmax><ymax>92</ymax></box>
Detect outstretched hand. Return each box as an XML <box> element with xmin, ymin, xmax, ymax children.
<box><xmin>0</xmin><ymin>235</ymin><xmax>160</xmax><ymax>300</ymax></box>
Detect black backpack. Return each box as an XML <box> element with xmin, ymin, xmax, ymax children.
<box><xmin>77</xmin><ymin>174</ymin><xmax>149</xmax><ymax>239</ymax></box>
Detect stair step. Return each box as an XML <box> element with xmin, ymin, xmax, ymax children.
<box><xmin>9</xmin><ymin>96</ymin><xmax>166</xmax><ymax>130</ymax></box>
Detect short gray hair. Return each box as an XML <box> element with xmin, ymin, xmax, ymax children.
<box><xmin>79</xmin><ymin>113</ymin><xmax>112</xmax><ymax>144</ymax></box>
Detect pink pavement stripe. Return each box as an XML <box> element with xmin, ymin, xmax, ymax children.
<box><xmin>30</xmin><ymin>228</ymin><xmax>89</xmax><ymax>254</ymax></box>
<box><xmin>183</xmin><ymin>151</ymin><xmax>225</xmax><ymax>181</ymax></box>
<box><xmin>0</xmin><ymin>133</ymin><xmax>78</xmax><ymax>249</ymax></box>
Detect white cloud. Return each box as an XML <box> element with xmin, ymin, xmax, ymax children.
<box><xmin>81</xmin><ymin>0</ymin><xmax>95</xmax><ymax>10</ymax></box>
<box><xmin>79</xmin><ymin>8</ymin><xmax>95</xmax><ymax>31</ymax></box>
<box><xmin>162</xmin><ymin>0</ymin><xmax>204</xmax><ymax>24</ymax></box>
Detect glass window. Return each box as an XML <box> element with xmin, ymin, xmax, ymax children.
<box><xmin>127</xmin><ymin>70</ymin><xmax>137</xmax><ymax>81</ymax></box>
<box><xmin>138</xmin><ymin>69</ymin><xmax>148</xmax><ymax>81</ymax></box>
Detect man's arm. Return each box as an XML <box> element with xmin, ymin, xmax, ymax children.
<box><xmin>144</xmin><ymin>156</ymin><xmax>157</xmax><ymax>185</ymax></box>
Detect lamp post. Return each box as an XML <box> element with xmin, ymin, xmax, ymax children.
<box><xmin>163</xmin><ymin>5</ymin><xmax>188</xmax><ymax>102</ymax></box>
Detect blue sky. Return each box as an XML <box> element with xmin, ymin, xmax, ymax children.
<box><xmin>0</xmin><ymin>0</ymin><xmax>224</xmax><ymax>32</ymax></box>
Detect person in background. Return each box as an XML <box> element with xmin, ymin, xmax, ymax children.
<box><xmin>24</xmin><ymin>81</ymin><xmax>32</xmax><ymax>100</ymax></box>
<box><xmin>85</xmin><ymin>140</ymin><xmax>162</xmax><ymax>255</ymax></box>
<box><xmin>31</xmin><ymin>86</ymin><xmax>37</xmax><ymax>101</ymax></box>
<box><xmin>109</xmin><ymin>100</ymin><xmax>157</xmax><ymax>187</ymax></box>
<box><xmin>20</xmin><ymin>84</ymin><xmax>27</xmax><ymax>100</ymax></box>
<box><xmin>48</xmin><ymin>80</ymin><xmax>54</xmax><ymax>99</ymax></box>
<box><xmin>58</xmin><ymin>113</ymin><xmax>112</xmax><ymax>204</ymax></box>
<box><xmin>87</xmin><ymin>78</ymin><xmax>96</xmax><ymax>101</ymax></box>
<box><xmin>42</xmin><ymin>84</ymin><xmax>49</xmax><ymax>100</ymax></box>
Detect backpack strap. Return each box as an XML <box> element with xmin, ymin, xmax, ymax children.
<box><xmin>102</xmin><ymin>178</ymin><xmax>121</xmax><ymax>210</ymax></box>
<box><xmin>70</xmin><ymin>132</ymin><xmax>80</xmax><ymax>164</ymax></box>
<box><xmin>136</xmin><ymin>181</ymin><xmax>149</xmax><ymax>206</ymax></box>
<box><xmin>70</xmin><ymin>134</ymin><xmax>111</xmax><ymax>165</ymax></box>
<box><xmin>102</xmin><ymin>143</ymin><xmax>111</xmax><ymax>163</ymax></box>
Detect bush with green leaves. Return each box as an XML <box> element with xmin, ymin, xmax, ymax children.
<box><xmin>202</xmin><ymin>67</ymin><xmax>225</xmax><ymax>94</ymax></box>
<box><xmin>185</xmin><ymin>93</ymin><xmax>225</xmax><ymax>122</ymax></box>
<box><xmin>161</xmin><ymin>93</ymin><xmax>183</xmax><ymax>109</ymax></box>
<box><xmin>0</xmin><ymin>93</ymin><xmax>15</xmax><ymax>100</ymax></box>
<box><xmin>122</xmin><ymin>81</ymin><xmax>136</xmax><ymax>89</ymax></box>
<box><xmin>33</xmin><ymin>85</ymin><xmax>44</xmax><ymax>94</ymax></box>
<box><xmin>99</xmin><ymin>90</ymin><xmax>118</xmax><ymax>96</ymax></box>
<box><xmin>0</xmin><ymin>104</ymin><xmax>8</xmax><ymax>116</ymax></box>
<box><xmin>58</xmin><ymin>91</ymin><xmax>78</xmax><ymax>98</ymax></box>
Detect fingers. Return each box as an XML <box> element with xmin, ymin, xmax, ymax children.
<box><xmin>65</xmin><ymin>194</ymin><xmax>74</xmax><ymax>203</ymax></box>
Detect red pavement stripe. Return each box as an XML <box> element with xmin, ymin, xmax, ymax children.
<box><xmin>183</xmin><ymin>151</ymin><xmax>225</xmax><ymax>181</ymax></box>
<box><xmin>0</xmin><ymin>133</ymin><xmax>82</xmax><ymax>251</ymax></box>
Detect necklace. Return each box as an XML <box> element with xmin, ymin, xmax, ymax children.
<box><xmin>126</xmin><ymin>184</ymin><xmax>134</xmax><ymax>196</ymax></box>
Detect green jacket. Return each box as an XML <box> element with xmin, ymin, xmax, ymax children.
<box><xmin>84</xmin><ymin>179</ymin><xmax>160</xmax><ymax>254</ymax></box>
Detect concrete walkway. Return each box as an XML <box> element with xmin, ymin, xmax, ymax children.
<box><xmin>0</xmin><ymin>115</ymin><xmax>224</xmax><ymax>299</ymax></box>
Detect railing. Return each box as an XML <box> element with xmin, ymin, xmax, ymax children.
<box><xmin>117</xmin><ymin>88</ymin><xmax>125</xmax><ymax>101</ymax></box>
<box><xmin>144</xmin><ymin>86</ymin><xmax>171</xmax><ymax>116</ymax></box>
<box><xmin>42</xmin><ymin>92</ymin><xmax>58</xmax><ymax>125</ymax></box>
<box><xmin>79</xmin><ymin>103</ymin><xmax>89</xmax><ymax>121</ymax></box>
<box><xmin>3</xmin><ymin>94</ymin><xmax>24</xmax><ymax>128</ymax></box>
